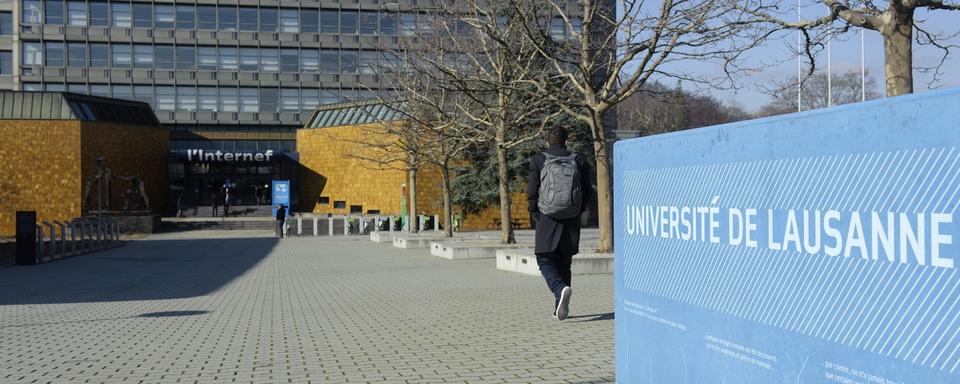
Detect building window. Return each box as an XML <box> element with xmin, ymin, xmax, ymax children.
<box><xmin>131</xmin><ymin>3</ymin><xmax>151</xmax><ymax>28</ymax></box>
<box><xmin>134</xmin><ymin>86</ymin><xmax>154</xmax><ymax>108</ymax></box>
<box><xmin>112</xmin><ymin>85</ymin><xmax>132</xmax><ymax>100</ymax></box>
<box><xmin>89</xmin><ymin>43</ymin><xmax>108</xmax><ymax>67</ymax></box>
<box><xmin>280</xmin><ymin>89</ymin><xmax>299</xmax><ymax>112</ymax></box>
<box><xmin>380</xmin><ymin>13</ymin><xmax>397</xmax><ymax>36</ymax></box>
<box><xmin>67</xmin><ymin>1</ymin><xmax>87</xmax><ymax>26</ymax></box>
<box><xmin>260</xmin><ymin>48</ymin><xmax>278</xmax><ymax>72</ymax></box>
<box><xmin>111</xmin><ymin>44</ymin><xmax>131</xmax><ymax>68</ymax></box>
<box><xmin>240</xmin><ymin>88</ymin><xmax>258</xmax><ymax>112</ymax></box>
<box><xmin>320</xmin><ymin>9</ymin><xmax>338</xmax><ymax>34</ymax></box>
<box><xmin>155</xmin><ymin>45</ymin><xmax>174</xmax><ymax>69</ymax></box>
<box><xmin>301</xmin><ymin>9</ymin><xmax>318</xmax><ymax>33</ymax></box>
<box><xmin>45</xmin><ymin>84</ymin><xmax>65</xmax><ymax>92</ymax></box>
<box><xmin>22</xmin><ymin>1</ymin><xmax>42</xmax><ymax>24</ymax></box>
<box><xmin>67</xmin><ymin>43</ymin><xmax>86</xmax><ymax>67</ymax></box>
<box><xmin>176</xmin><ymin>5</ymin><xmax>194</xmax><ymax>29</ymax></box>
<box><xmin>88</xmin><ymin>84</ymin><xmax>107</xmax><ymax>97</ymax></box>
<box><xmin>177</xmin><ymin>87</ymin><xmax>197</xmax><ymax>111</ymax></box>
<box><xmin>260</xmin><ymin>8</ymin><xmax>277</xmax><ymax>32</ymax></box>
<box><xmin>156</xmin><ymin>86</ymin><xmax>175</xmax><ymax>111</ymax></box>
<box><xmin>197</xmin><ymin>47</ymin><xmax>217</xmax><ymax>70</ymax></box>
<box><xmin>197</xmin><ymin>6</ymin><xmax>216</xmax><ymax>30</ymax></box>
<box><xmin>340</xmin><ymin>51</ymin><xmax>358</xmax><ymax>74</ymax></box>
<box><xmin>279</xmin><ymin>9</ymin><xmax>298</xmax><ymax>33</ymax></box>
<box><xmin>176</xmin><ymin>46</ymin><xmax>195</xmax><ymax>70</ymax></box>
<box><xmin>218</xmin><ymin>6</ymin><xmax>237</xmax><ymax>31</ymax></box>
<box><xmin>238</xmin><ymin>7</ymin><xmax>257</xmax><ymax>31</ymax></box>
<box><xmin>550</xmin><ymin>18</ymin><xmax>565</xmax><ymax>40</ymax></box>
<box><xmin>67</xmin><ymin>83</ymin><xmax>87</xmax><ymax>94</ymax></box>
<box><xmin>301</xmin><ymin>49</ymin><xmax>319</xmax><ymax>72</ymax></box>
<box><xmin>0</xmin><ymin>51</ymin><xmax>12</xmax><ymax>75</ymax></box>
<box><xmin>340</xmin><ymin>9</ymin><xmax>358</xmax><ymax>34</ymax></box>
<box><xmin>400</xmin><ymin>14</ymin><xmax>416</xmax><ymax>36</ymax></box>
<box><xmin>259</xmin><ymin>88</ymin><xmax>278</xmax><ymax>113</ymax></box>
<box><xmin>358</xmin><ymin>51</ymin><xmax>378</xmax><ymax>74</ymax></box>
<box><xmin>360</xmin><ymin>11</ymin><xmax>378</xmax><ymax>35</ymax></box>
<box><xmin>220</xmin><ymin>87</ymin><xmax>238</xmax><ymax>112</ymax></box>
<box><xmin>155</xmin><ymin>5</ymin><xmax>174</xmax><ymax>28</ymax></box>
<box><xmin>320</xmin><ymin>49</ymin><xmax>338</xmax><ymax>73</ymax></box>
<box><xmin>23</xmin><ymin>83</ymin><xmax>42</xmax><ymax>91</ymax></box>
<box><xmin>89</xmin><ymin>2</ymin><xmax>108</xmax><ymax>26</ymax></box>
<box><xmin>280</xmin><ymin>48</ymin><xmax>299</xmax><ymax>72</ymax></box>
<box><xmin>45</xmin><ymin>42</ymin><xmax>65</xmax><ymax>67</ymax></box>
<box><xmin>44</xmin><ymin>0</ymin><xmax>63</xmax><ymax>24</ymax></box>
<box><xmin>301</xmin><ymin>88</ymin><xmax>319</xmax><ymax>113</ymax></box>
<box><xmin>219</xmin><ymin>47</ymin><xmax>237</xmax><ymax>70</ymax></box>
<box><xmin>239</xmin><ymin>48</ymin><xmax>258</xmax><ymax>71</ymax></box>
<box><xmin>198</xmin><ymin>87</ymin><xmax>218</xmax><ymax>112</ymax></box>
<box><xmin>111</xmin><ymin>3</ymin><xmax>131</xmax><ymax>27</ymax></box>
<box><xmin>134</xmin><ymin>45</ymin><xmax>153</xmax><ymax>68</ymax></box>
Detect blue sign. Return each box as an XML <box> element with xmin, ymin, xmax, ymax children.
<box><xmin>272</xmin><ymin>180</ymin><xmax>290</xmax><ymax>218</ymax></box>
<box><xmin>614</xmin><ymin>88</ymin><xmax>960</xmax><ymax>383</ymax></box>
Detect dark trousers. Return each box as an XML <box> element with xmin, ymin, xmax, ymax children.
<box><xmin>537</xmin><ymin>247</ymin><xmax>574</xmax><ymax>311</ymax></box>
<box><xmin>276</xmin><ymin>220</ymin><xmax>285</xmax><ymax>237</ymax></box>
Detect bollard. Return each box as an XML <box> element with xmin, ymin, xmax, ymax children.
<box><xmin>42</xmin><ymin>222</ymin><xmax>56</xmax><ymax>260</ymax></box>
<box><xmin>359</xmin><ymin>218</ymin><xmax>368</xmax><ymax>234</ymax></box>
<box><xmin>328</xmin><ymin>217</ymin><xmax>334</xmax><ymax>236</ymax></box>
<box><xmin>388</xmin><ymin>217</ymin><xmax>394</xmax><ymax>233</ymax></box>
<box><xmin>374</xmin><ymin>216</ymin><xmax>381</xmax><ymax>232</ymax></box>
<box><xmin>82</xmin><ymin>220</ymin><xmax>92</xmax><ymax>251</ymax></box>
<box><xmin>35</xmin><ymin>225</ymin><xmax>44</xmax><ymax>260</ymax></box>
<box><xmin>55</xmin><ymin>221</ymin><xmax>67</xmax><ymax>259</ymax></box>
<box><xmin>313</xmin><ymin>217</ymin><xmax>318</xmax><ymax>236</ymax></box>
<box><xmin>69</xmin><ymin>220</ymin><xmax>78</xmax><ymax>255</ymax></box>
<box><xmin>434</xmin><ymin>215</ymin><xmax>440</xmax><ymax>232</ymax></box>
<box><xmin>343</xmin><ymin>217</ymin><xmax>350</xmax><ymax>236</ymax></box>
<box><xmin>297</xmin><ymin>215</ymin><xmax>302</xmax><ymax>237</ymax></box>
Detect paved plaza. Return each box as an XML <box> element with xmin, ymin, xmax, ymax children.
<box><xmin>0</xmin><ymin>231</ymin><xmax>614</xmax><ymax>383</ymax></box>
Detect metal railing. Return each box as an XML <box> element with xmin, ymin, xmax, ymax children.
<box><xmin>31</xmin><ymin>217</ymin><xmax>121</xmax><ymax>263</ymax></box>
<box><xmin>282</xmin><ymin>214</ymin><xmax>442</xmax><ymax>238</ymax></box>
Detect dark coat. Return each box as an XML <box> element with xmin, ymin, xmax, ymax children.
<box><xmin>527</xmin><ymin>144</ymin><xmax>593</xmax><ymax>254</ymax></box>
<box><xmin>276</xmin><ymin>206</ymin><xmax>287</xmax><ymax>220</ymax></box>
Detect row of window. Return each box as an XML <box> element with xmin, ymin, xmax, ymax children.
<box><xmin>23</xmin><ymin>1</ymin><xmax>416</xmax><ymax>35</ymax></box>
<box><xmin>22</xmin><ymin>42</ymin><xmax>394</xmax><ymax>74</ymax></box>
<box><xmin>24</xmin><ymin>83</ymin><xmax>380</xmax><ymax>114</ymax></box>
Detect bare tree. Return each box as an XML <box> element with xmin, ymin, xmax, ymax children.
<box><xmin>741</xmin><ymin>0</ymin><xmax>960</xmax><ymax>96</ymax></box>
<box><xmin>414</xmin><ymin>1</ymin><xmax>562</xmax><ymax>244</ymax></box>
<box><xmin>758</xmin><ymin>69</ymin><xmax>882</xmax><ymax>116</ymax></box>
<box><xmin>508</xmin><ymin>0</ymin><xmax>768</xmax><ymax>253</ymax></box>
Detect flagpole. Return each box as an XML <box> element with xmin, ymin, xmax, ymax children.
<box><xmin>797</xmin><ymin>0</ymin><xmax>802</xmax><ymax>112</ymax></box>
<box><xmin>861</xmin><ymin>27</ymin><xmax>866</xmax><ymax>102</ymax></box>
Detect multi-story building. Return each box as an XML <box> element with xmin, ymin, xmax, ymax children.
<box><xmin>4</xmin><ymin>0</ymin><xmax>422</xmax><ymax>208</ymax></box>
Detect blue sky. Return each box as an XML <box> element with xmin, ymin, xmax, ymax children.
<box><xmin>659</xmin><ymin>7</ymin><xmax>960</xmax><ymax>112</ymax></box>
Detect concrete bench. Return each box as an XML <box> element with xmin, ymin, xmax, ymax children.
<box><xmin>392</xmin><ymin>233</ymin><xmax>487</xmax><ymax>249</ymax></box>
<box><xmin>430</xmin><ymin>240</ymin><xmax>532</xmax><ymax>260</ymax></box>
<box><xmin>496</xmin><ymin>249</ymin><xmax>613</xmax><ymax>276</ymax></box>
<box><xmin>369</xmin><ymin>231</ymin><xmax>392</xmax><ymax>243</ymax></box>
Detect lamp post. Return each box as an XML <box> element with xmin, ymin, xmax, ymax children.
<box><xmin>96</xmin><ymin>156</ymin><xmax>104</xmax><ymax>219</ymax></box>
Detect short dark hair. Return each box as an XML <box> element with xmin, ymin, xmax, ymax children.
<box><xmin>547</xmin><ymin>127</ymin><xmax>569</xmax><ymax>146</ymax></box>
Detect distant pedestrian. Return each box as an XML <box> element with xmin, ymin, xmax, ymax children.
<box><xmin>211</xmin><ymin>191</ymin><xmax>220</xmax><ymax>217</ymax></box>
<box><xmin>175</xmin><ymin>192</ymin><xmax>184</xmax><ymax>218</ymax></box>
<box><xmin>276</xmin><ymin>204</ymin><xmax>287</xmax><ymax>238</ymax></box>
<box><xmin>527</xmin><ymin>127</ymin><xmax>592</xmax><ymax>321</ymax></box>
<box><xmin>223</xmin><ymin>185</ymin><xmax>232</xmax><ymax>217</ymax></box>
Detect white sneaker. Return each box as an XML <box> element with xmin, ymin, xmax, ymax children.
<box><xmin>556</xmin><ymin>286</ymin><xmax>572</xmax><ymax>321</ymax></box>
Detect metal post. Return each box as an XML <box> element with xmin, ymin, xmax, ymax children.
<box><xmin>313</xmin><ymin>217</ymin><xmax>318</xmax><ymax>236</ymax></box>
<box><xmin>328</xmin><ymin>216</ymin><xmax>334</xmax><ymax>236</ymax></box>
<box><xmin>70</xmin><ymin>221</ymin><xmax>78</xmax><ymax>255</ymax></box>
<box><xmin>35</xmin><ymin>225</ymin><xmax>44</xmax><ymax>260</ymax></box>
<box><xmin>343</xmin><ymin>217</ymin><xmax>350</xmax><ymax>236</ymax></box>
<box><xmin>434</xmin><ymin>215</ymin><xmax>440</xmax><ymax>232</ymax></box>
<box><xmin>375</xmin><ymin>216</ymin><xmax>381</xmax><ymax>232</ymax></box>
<box><xmin>388</xmin><ymin>217</ymin><xmax>394</xmax><ymax>233</ymax></box>
<box><xmin>55</xmin><ymin>222</ymin><xmax>67</xmax><ymax>259</ymax></box>
<box><xmin>297</xmin><ymin>215</ymin><xmax>302</xmax><ymax>237</ymax></box>
<box><xmin>42</xmin><ymin>222</ymin><xmax>56</xmax><ymax>260</ymax></box>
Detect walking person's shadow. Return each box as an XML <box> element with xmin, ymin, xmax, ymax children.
<box><xmin>568</xmin><ymin>312</ymin><xmax>614</xmax><ymax>322</ymax></box>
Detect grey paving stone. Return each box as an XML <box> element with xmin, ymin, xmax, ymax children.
<box><xmin>0</xmin><ymin>232</ymin><xmax>613</xmax><ymax>383</ymax></box>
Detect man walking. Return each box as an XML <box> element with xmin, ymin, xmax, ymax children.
<box><xmin>527</xmin><ymin>127</ymin><xmax>592</xmax><ymax>321</ymax></box>
<box><xmin>275</xmin><ymin>204</ymin><xmax>287</xmax><ymax>238</ymax></box>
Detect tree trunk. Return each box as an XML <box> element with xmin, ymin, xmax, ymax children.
<box><xmin>440</xmin><ymin>162</ymin><xmax>453</xmax><ymax>238</ymax></box>
<box><xmin>881</xmin><ymin>10</ymin><xmax>914</xmax><ymax>96</ymax></box>
<box><xmin>495</xmin><ymin>143</ymin><xmax>516</xmax><ymax>244</ymax></box>
<box><xmin>408</xmin><ymin>166</ymin><xmax>418</xmax><ymax>233</ymax></box>
<box><xmin>591</xmin><ymin>111</ymin><xmax>613</xmax><ymax>253</ymax></box>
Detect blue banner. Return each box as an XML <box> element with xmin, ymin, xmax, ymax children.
<box><xmin>271</xmin><ymin>180</ymin><xmax>290</xmax><ymax>218</ymax></box>
<box><xmin>614</xmin><ymin>88</ymin><xmax>960</xmax><ymax>383</ymax></box>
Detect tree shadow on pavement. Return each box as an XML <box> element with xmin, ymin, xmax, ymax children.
<box><xmin>0</xmin><ymin>236</ymin><xmax>278</xmax><ymax>305</ymax></box>
<box><xmin>569</xmin><ymin>312</ymin><xmax>614</xmax><ymax>322</ymax></box>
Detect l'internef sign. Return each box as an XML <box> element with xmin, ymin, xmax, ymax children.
<box><xmin>185</xmin><ymin>149</ymin><xmax>274</xmax><ymax>162</ymax></box>
<box><xmin>614</xmin><ymin>88</ymin><xmax>960</xmax><ymax>383</ymax></box>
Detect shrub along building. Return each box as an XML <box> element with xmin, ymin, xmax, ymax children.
<box><xmin>297</xmin><ymin>100</ymin><xmax>531</xmax><ymax>231</ymax></box>
<box><xmin>0</xmin><ymin>91</ymin><xmax>168</xmax><ymax>236</ymax></box>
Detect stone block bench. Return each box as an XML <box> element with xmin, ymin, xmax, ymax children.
<box><xmin>496</xmin><ymin>249</ymin><xmax>614</xmax><ymax>276</ymax></box>
<box><xmin>430</xmin><ymin>240</ymin><xmax>533</xmax><ymax>260</ymax></box>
